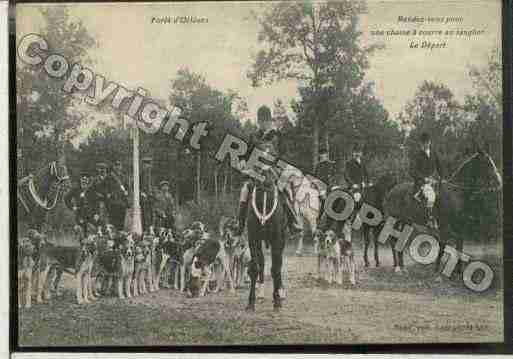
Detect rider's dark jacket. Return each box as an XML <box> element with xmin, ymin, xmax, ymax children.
<box><xmin>87</xmin><ymin>176</ymin><xmax>109</xmax><ymax>212</ymax></box>
<box><xmin>248</xmin><ymin>128</ymin><xmax>281</xmax><ymax>158</ymax></box>
<box><xmin>345</xmin><ymin>158</ymin><xmax>369</xmax><ymax>186</ymax></box>
<box><xmin>314</xmin><ymin>160</ymin><xmax>336</xmax><ymax>188</ymax></box>
<box><xmin>409</xmin><ymin>149</ymin><xmax>443</xmax><ymax>185</ymax></box>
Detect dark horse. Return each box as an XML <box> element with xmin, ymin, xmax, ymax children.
<box><xmin>351</xmin><ymin>174</ymin><xmax>398</xmax><ymax>268</ymax></box>
<box><xmin>246</xmin><ymin>167</ymin><xmax>286</xmax><ymax>312</ymax></box>
<box><xmin>382</xmin><ymin>150</ymin><xmax>502</xmax><ymax>272</ymax></box>
<box><xmin>17</xmin><ymin>161</ymin><xmax>70</xmax><ymax>232</ymax></box>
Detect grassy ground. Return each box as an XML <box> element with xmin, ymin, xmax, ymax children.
<box><xmin>18</xmin><ymin>239</ymin><xmax>503</xmax><ymax>346</ymax></box>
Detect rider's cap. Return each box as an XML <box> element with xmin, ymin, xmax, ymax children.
<box><xmin>96</xmin><ymin>162</ymin><xmax>107</xmax><ymax>169</ymax></box>
<box><xmin>80</xmin><ymin>171</ymin><xmax>89</xmax><ymax>178</ymax></box>
<box><xmin>257</xmin><ymin>105</ymin><xmax>272</xmax><ymax>123</ymax></box>
<box><xmin>159</xmin><ymin>180</ymin><xmax>170</xmax><ymax>187</ymax></box>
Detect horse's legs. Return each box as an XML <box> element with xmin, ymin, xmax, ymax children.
<box><xmin>270</xmin><ymin>239</ymin><xmax>284</xmax><ymax>311</ymax></box>
<box><xmin>373</xmin><ymin>228</ymin><xmax>380</xmax><ymax>267</ymax></box>
<box><xmin>246</xmin><ymin>259</ymin><xmax>258</xmax><ymax>311</ymax></box>
<box><xmin>363</xmin><ymin>226</ymin><xmax>370</xmax><ymax>267</ymax></box>
<box><xmin>53</xmin><ymin>267</ymin><xmax>63</xmax><ymax>296</ymax></box>
<box><xmin>256</xmin><ymin>250</ymin><xmax>265</xmax><ymax>299</ymax></box>
<box><xmin>295</xmin><ymin>229</ymin><xmax>304</xmax><ymax>256</ymax></box>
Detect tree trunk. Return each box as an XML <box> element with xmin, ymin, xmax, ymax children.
<box><xmin>214</xmin><ymin>167</ymin><xmax>219</xmax><ymax>200</ymax></box>
<box><xmin>196</xmin><ymin>152</ymin><xmax>201</xmax><ymax>202</ymax></box>
<box><xmin>312</xmin><ymin>118</ymin><xmax>319</xmax><ymax>170</ymax></box>
<box><xmin>223</xmin><ymin>165</ymin><xmax>228</xmax><ymax>196</ymax></box>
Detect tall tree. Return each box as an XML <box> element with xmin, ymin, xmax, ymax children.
<box><xmin>17</xmin><ymin>6</ymin><xmax>96</xmax><ymax>174</ymax></box>
<box><xmin>167</xmin><ymin>68</ymin><xmax>245</xmax><ymax>202</ymax></box>
<box><xmin>248</xmin><ymin>1</ymin><xmax>377</xmax><ymax>168</ymax></box>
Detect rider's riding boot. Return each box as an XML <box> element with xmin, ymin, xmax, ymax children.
<box><xmin>283</xmin><ymin>191</ymin><xmax>302</xmax><ymax>236</ymax></box>
<box><xmin>236</xmin><ymin>200</ymin><xmax>248</xmax><ymax>237</ymax></box>
<box><xmin>426</xmin><ymin>208</ymin><xmax>437</xmax><ymax>229</ymax></box>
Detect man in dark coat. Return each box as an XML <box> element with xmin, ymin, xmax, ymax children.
<box><xmin>87</xmin><ymin>162</ymin><xmax>110</xmax><ymax>229</ymax></box>
<box><xmin>409</xmin><ymin>132</ymin><xmax>443</xmax><ymax>201</ymax></box>
<box><xmin>314</xmin><ymin>148</ymin><xmax>336</xmax><ymax>216</ymax></box>
<box><xmin>236</xmin><ymin>105</ymin><xmax>302</xmax><ymax>237</ymax></box>
<box><xmin>140</xmin><ymin>157</ymin><xmax>155</xmax><ymax>233</ymax></box>
<box><xmin>152</xmin><ymin>180</ymin><xmax>176</xmax><ymax>230</ymax></box>
<box><xmin>106</xmin><ymin>160</ymin><xmax>129</xmax><ymax>231</ymax></box>
<box><xmin>64</xmin><ymin>172</ymin><xmax>93</xmax><ymax>234</ymax></box>
<box><xmin>345</xmin><ymin>143</ymin><xmax>369</xmax><ymax>189</ymax></box>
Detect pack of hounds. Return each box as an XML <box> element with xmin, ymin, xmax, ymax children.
<box><xmin>18</xmin><ymin>217</ymin><xmax>356</xmax><ymax>309</ymax></box>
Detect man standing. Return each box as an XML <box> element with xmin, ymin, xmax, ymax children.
<box><xmin>106</xmin><ymin>160</ymin><xmax>129</xmax><ymax>231</ymax></box>
<box><xmin>153</xmin><ymin>180</ymin><xmax>176</xmax><ymax>230</ymax></box>
<box><xmin>140</xmin><ymin>157</ymin><xmax>154</xmax><ymax>233</ymax></box>
<box><xmin>88</xmin><ymin>162</ymin><xmax>110</xmax><ymax>230</ymax></box>
<box><xmin>64</xmin><ymin>172</ymin><xmax>93</xmax><ymax>234</ymax></box>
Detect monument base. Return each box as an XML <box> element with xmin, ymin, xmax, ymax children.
<box><xmin>124</xmin><ymin>206</ymin><xmax>142</xmax><ymax>236</ymax></box>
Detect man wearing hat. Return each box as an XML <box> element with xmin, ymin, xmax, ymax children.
<box><xmin>64</xmin><ymin>172</ymin><xmax>93</xmax><ymax>234</ymax></box>
<box><xmin>236</xmin><ymin>105</ymin><xmax>302</xmax><ymax>237</ymax></box>
<box><xmin>140</xmin><ymin>157</ymin><xmax>155</xmax><ymax>233</ymax></box>
<box><xmin>106</xmin><ymin>160</ymin><xmax>129</xmax><ymax>231</ymax></box>
<box><xmin>345</xmin><ymin>143</ymin><xmax>369</xmax><ymax>190</ymax></box>
<box><xmin>153</xmin><ymin>180</ymin><xmax>176</xmax><ymax>230</ymax></box>
<box><xmin>87</xmin><ymin>162</ymin><xmax>111</xmax><ymax>229</ymax></box>
<box><xmin>410</xmin><ymin>132</ymin><xmax>443</xmax><ymax>201</ymax></box>
<box><xmin>314</xmin><ymin>148</ymin><xmax>336</xmax><ymax>216</ymax></box>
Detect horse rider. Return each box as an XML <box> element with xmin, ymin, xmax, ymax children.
<box><xmin>106</xmin><ymin>160</ymin><xmax>129</xmax><ymax>231</ymax></box>
<box><xmin>64</xmin><ymin>171</ymin><xmax>93</xmax><ymax>235</ymax></box>
<box><xmin>87</xmin><ymin>162</ymin><xmax>111</xmax><ymax>230</ymax></box>
<box><xmin>314</xmin><ymin>147</ymin><xmax>336</xmax><ymax>217</ymax></box>
<box><xmin>409</xmin><ymin>132</ymin><xmax>443</xmax><ymax>225</ymax></box>
<box><xmin>153</xmin><ymin>180</ymin><xmax>177</xmax><ymax>231</ymax></box>
<box><xmin>345</xmin><ymin>143</ymin><xmax>370</xmax><ymax>192</ymax></box>
<box><xmin>236</xmin><ymin>105</ymin><xmax>303</xmax><ymax>237</ymax></box>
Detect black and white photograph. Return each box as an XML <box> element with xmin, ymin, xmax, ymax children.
<box><xmin>14</xmin><ymin>0</ymin><xmax>504</xmax><ymax>347</ymax></box>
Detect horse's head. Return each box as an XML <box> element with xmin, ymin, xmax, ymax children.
<box><xmin>257</xmin><ymin>165</ymin><xmax>278</xmax><ymax>189</ymax></box>
<box><xmin>48</xmin><ymin>161</ymin><xmax>70</xmax><ymax>187</ymax></box>
<box><xmin>450</xmin><ymin>150</ymin><xmax>502</xmax><ymax>192</ymax></box>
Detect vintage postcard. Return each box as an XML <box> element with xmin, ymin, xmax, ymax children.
<box><xmin>14</xmin><ymin>0</ymin><xmax>503</xmax><ymax>347</ymax></box>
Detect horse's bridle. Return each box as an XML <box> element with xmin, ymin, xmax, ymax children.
<box><xmin>251</xmin><ymin>184</ymin><xmax>278</xmax><ymax>226</ymax></box>
<box><xmin>18</xmin><ymin>161</ymin><xmax>70</xmax><ymax>212</ymax></box>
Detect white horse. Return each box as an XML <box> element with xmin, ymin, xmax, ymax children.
<box><xmin>279</xmin><ymin>165</ymin><xmax>323</xmax><ymax>256</ymax></box>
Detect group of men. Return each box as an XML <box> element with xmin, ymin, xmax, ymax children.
<box><xmin>65</xmin><ymin>105</ymin><xmax>442</xmax><ymax>239</ymax></box>
<box><xmin>235</xmin><ymin>105</ymin><xmax>443</xmax><ymax>237</ymax></box>
<box><xmin>64</xmin><ymin>160</ymin><xmax>177</xmax><ymax>235</ymax></box>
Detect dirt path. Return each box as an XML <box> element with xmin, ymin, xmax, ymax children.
<box><xmin>18</xmin><ymin>242</ymin><xmax>503</xmax><ymax>346</ymax></box>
